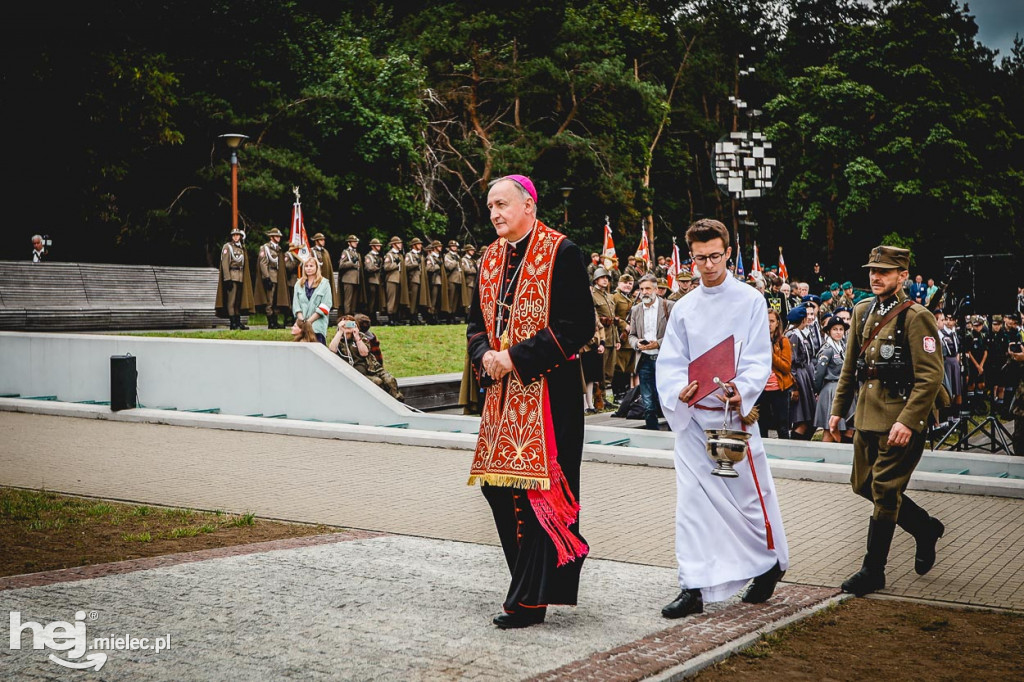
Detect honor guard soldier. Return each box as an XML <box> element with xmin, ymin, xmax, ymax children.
<box><xmin>405</xmin><ymin>237</ymin><xmax>427</xmax><ymax>323</ymax></box>
<box><xmin>383</xmin><ymin>236</ymin><xmax>407</xmax><ymax>323</ymax></box>
<box><xmin>591</xmin><ymin>267</ymin><xmax>619</xmax><ymax>408</ymax></box>
<box><xmin>215</xmin><ymin>228</ymin><xmax>255</xmax><ymax>330</ymax></box>
<box><xmin>426</xmin><ymin>240</ymin><xmax>445</xmax><ymax>323</ymax></box>
<box><xmin>830</xmin><ymin>245</ymin><xmax>947</xmax><ymax>597</ymax></box>
<box><xmin>281</xmin><ymin>248</ymin><xmax>300</xmax><ymax>326</ymax></box>
<box><xmin>461</xmin><ymin>244</ymin><xmax>478</xmax><ymax>316</ymax></box>
<box><xmin>255</xmin><ymin>227</ymin><xmax>285</xmax><ymax>328</ymax></box>
<box><xmin>338</xmin><ymin>234</ymin><xmax>363</xmax><ymax>316</ymax></box>
<box><xmin>612</xmin><ymin>273</ymin><xmax>636</xmax><ymax>398</ymax></box>
<box><xmin>444</xmin><ymin>240</ymin><xmax>465</xmax><ymax>322</ymax></box>
<box><xmin>363</xmin><ymin>238</ymin><xmax>385</xmax><ymax>322</ymax></box>
<box><xmin>310</xmin><ymin>233</ymin><xmax>339</xmax><ymax>315</ymax></box>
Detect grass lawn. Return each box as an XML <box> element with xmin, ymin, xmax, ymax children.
<box><xmin>120</xmin><ymin>320</ymin><xmax>468</xmax><ymax>378</ymax></box>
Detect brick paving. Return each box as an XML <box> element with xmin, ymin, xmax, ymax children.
<box><xmin>2</xmin><ymin>410</ymin><xmax>1024</xmax><ymax>679</ymax></box>
<box><xmin>525</xmin><ymin>584</ymin><xmax>840</xmax><ymax>681</ymax></box>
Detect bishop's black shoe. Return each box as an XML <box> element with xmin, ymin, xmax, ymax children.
<box><xmin>661</xmin><ymin>588</ymin><xmax>703</xmax><ymax>619</ymax></box>
<box><xmin>741</xmin><ymin>560</ymin><xmax>786</xmax><ymax>604</ymax></box>
<box><xmin>492</xmin><ymin>607</ymin><xmax>546</xmax><ymax>629</ymax></box>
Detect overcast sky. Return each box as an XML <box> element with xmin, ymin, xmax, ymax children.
<box><xmin>963</xmin><ymin>0</ymin><xmax>1022</xmax><ymax>60</ymax></box>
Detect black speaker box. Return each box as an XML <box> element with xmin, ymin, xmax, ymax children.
<box><xmin>110</xmin><ymin>354</ymin><xmax>137</xmax><ymax>412</ymax></box>
<box><xmin>941</xmin><ymin>254</ymin><xmax>1016</xmax><ymax>314</ymax></box>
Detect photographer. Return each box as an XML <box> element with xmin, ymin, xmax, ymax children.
<box><xmin>329</xmin><ymin>315</ymin><xmax>403</xmax><ymax>401</ymax></box>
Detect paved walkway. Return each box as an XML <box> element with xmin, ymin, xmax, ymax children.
<box><xmin>3</xmin><ymin>410</ymin><xmax>1024</xmax><ymax>679</ymax></box>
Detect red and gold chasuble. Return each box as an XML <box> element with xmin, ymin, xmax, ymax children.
<box><xmin>468</xmin><ymin>220</ymin><xmax>588</xmax><ymax>566</ymax></box>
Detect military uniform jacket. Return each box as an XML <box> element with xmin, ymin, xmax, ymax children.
<box><xmin>612</xmin><ymin>291</ymin><xmax>634</xmax><ymax>341</ymax></box>
<box><xmin>383</xmin><ymin>249</ymin><xmax>403</xmax><ymax>284</ymax></box>
<box><xmin>405</xmin><ymin>250</ymin><xmax>423</xmax><ymax>284</ymax></box>
<box><xmin>364</xmin><ymin>250</ymin><xmax>383</xmax><ymax>285</ymax></box>
<box><xmin>426</xmin><ymin>252</ymin><xmax>442</xmax><ymax>285</ymax></box>
<box><xmin>831</xmin><ymin>292</ymin><xmax>944</xmax><ymax>434</ymax></box>
<box><xmin>220</xmin><ymin>241</ymin><xmax>247</xmax><ymax>282</ymax></box>
<box><xmin>592</xmin><ymin>287</ymin><xmax>617</xmax><ymax>344</ymax></box>
<box><xmin>257</xmin><ymin>241</ymin><xmax>281</xmax><ymax>280</ymax></box>
<box><xmin>444</xmin><ymin>251</ymin><xmax>462</xmax><ymax>284</ymax></box>
<box><xmin>461</xmin><ymin>255</ymin><xmax>478</xmax><ymax>285</ymax></box>
<box><xmin>338</xmin><ymin>247</ymin><xmax>362</xmax><ymax>284</ymax></box>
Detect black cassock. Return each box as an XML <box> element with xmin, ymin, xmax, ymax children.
<box><xmin>467</xmin><ymin>231</ymin><xmax>595</xmax><ymax>613</ymax></box>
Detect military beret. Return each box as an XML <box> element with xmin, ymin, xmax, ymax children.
<box><xmin>821</xmin><ymin>291</ymin><xmax>833</xmax><ymax>302</ymax></box>
<box><xmin>829</xmin><ymin>282</ymin><xmax>840</xmax><ymax>290</ymax></box>
<box><xmin>801</xmin><ymin>294</ymin><xmax>821</xmax><ymax>304</ymax></box>
<box><xmin>787</xmin><ymin>305</ymin><xmax>808</xmax><ymax>324</ymax></box>
<box><xmin>842</xmin><ymin>281</ymin><xmax>853</xmax><ymax>289</ymax></box>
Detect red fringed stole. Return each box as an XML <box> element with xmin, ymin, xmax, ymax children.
<box><xmin>467</xmin><ymin>220</ymin><xmax>588</xmax><ymax>566</ymax></box>
<box><xmin>528</xmin><ymin>383</ymin><xmax>588</xmax><ymax>566</ymax></box>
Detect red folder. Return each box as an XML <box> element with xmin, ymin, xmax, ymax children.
<box><xmin>686</xmin><ymin>335</ymin><xmax>736</xmax><ymax>406</ymax></box>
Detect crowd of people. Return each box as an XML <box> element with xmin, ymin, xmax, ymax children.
<box><xmin>576</xmin><ymin>243</ymin><xmax>1024</xmax><ymax>453</ymax></box>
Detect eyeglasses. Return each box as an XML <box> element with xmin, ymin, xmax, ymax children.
<box><xmin>691</xmin><ymin>252</ymin><xmax>725</xmax><ymax>265</ymax></box>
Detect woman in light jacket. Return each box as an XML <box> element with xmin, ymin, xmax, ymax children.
<box><xmin>292</xmin><ymin>256</ymin><xmax>333</xmax><ymax>344</ymax></box>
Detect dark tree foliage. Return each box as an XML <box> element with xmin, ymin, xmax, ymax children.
<box><xmin>4</xmin><ymin>0</ymin><xmax>1021</xmax><ymax>283</ymax></box>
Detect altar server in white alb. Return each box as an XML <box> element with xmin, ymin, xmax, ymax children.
<box><xmin>655</xmin><ymin>218</ymin><xmax>790</xmax><ymax>619</ymax></box>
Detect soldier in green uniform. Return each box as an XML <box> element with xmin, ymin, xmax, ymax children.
<box><xmin>830</xmin><ymin>245</ymin><xmax>947</xmax><ymax>597</ymax></box>
<box><xmin>363</xmin><ymin>238</ymin><xmax>385</xmax><ymax>323</ymax></box>
<box><xmin>215</xmin><ymin>228</ymin><xmax>255</xmax><ymax>330</ymax></box>
<box><xmin>592</xmin><ymin>267</ymin><xmax>618</xmax><ymax>408</ymax></box>
<box><xmin>310</xmin><ymin>233</ymin><xmax>340</xmax><ymax>314</ymax></box>
<box><xmin>611</xmin><ymin>273</ymin><xmax>636</xmax><ymax>399</ymax></box>
<box><xmin>337</xmin><ymin>235</ymin><xmax>363</xmax><ymax>317</ymax></box>
<box><xmin>255</xmin><ymin>228</ymin><xmax>285</xmax><ymax>328</ymax></box>
<box><xmin>461</xmin><ymin>244</ymin><xmax>478</xmax><ymax>317</ymax></box>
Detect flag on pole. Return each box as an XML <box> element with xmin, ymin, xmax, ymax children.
<box><xmin>635</xmin><ymin>224</ymin><xmax>650</xmax><ymax>265</ymax></box>
<box><xmin>778</xmin><ymin>246</ymin><xmax>789</xmax><ymax>281</ymax></box>
<box><xmin>288</xmin><ymin>186</ymin><xmax>311</xmax><ymax>262</ymax></box>
<box><xmin>602</xmin><ymin>217</ymin><xmax>616</xmax><ymax>259</ymax></box>
<box><xmin>735</xmin><ymin>242</ymin><xmax>745</xmax><ymax>279</ymax></box>
<box><xmin>752</xmin><ymin>242</ymin><xmax>762</xmax><ymax>274</ymax></box>
<box><xmin>667</xmin><ymin>238</ymin><xmax>682</xmax><ymax>292</ymax></box>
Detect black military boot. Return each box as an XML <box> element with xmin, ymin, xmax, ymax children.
<box><xmin>229</xmin><ymin>316</ymin><xmax>240</xmax><ymax>330</ymax></box>
<box><xmin>267</xmin><ymin>313</ymin><xmax>280</xmax><ymax>329</ymax></box>
<box><xmin>896</xmin><ymin>496</ymin><xmax>945</xmax><ymax>575</ymax></box>
<box><xmin>842</xmin><ymin>517</ymin><xmax>896</xmax><ymax>597</ymax></box>
<box><xmin>237</xmin><ymin>316</ymin><xmax>250</xmax><ymax>330</ymax></box>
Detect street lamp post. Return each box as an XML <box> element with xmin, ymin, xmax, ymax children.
<box><xmin>559</xmin><ymin>186</ymin><xmax>574</xmax><ymax>228</ymax></box>
<box><xmin>219</xmin><ymin>133</ymin><xmax>249</xmax><ymax>231</ymax></box>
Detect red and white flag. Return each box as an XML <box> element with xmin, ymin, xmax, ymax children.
<box><xmin>288</xmin><ymin>188</ymin><xmax>311</xmax><ymax>261</ymax></box>
<box><xmin>752</xmin><ymin>242</ymin><xmax>762</xmax><ymax>274</ymax></box>
<box><xmin>635</xmin><ymin>224</ymin><xmax>650</xmax><ymax>265</ymax></box>
<box><xmin>667</xmin><ymin>238</ymin><xmax>682</xmax><ymax>292</ymax></box>
<box><xmin>778</xmin><ymin>246</ymin><xmax>789</xmax><ymax>281</ymax></box>
<box><xmin>602</xmin><ymin>218</ymin><xmax>616</xmax><ymax>259</ymax></box>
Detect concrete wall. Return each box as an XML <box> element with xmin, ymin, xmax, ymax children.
<box><xmin>0</xmin><ymin>331</ymin><xmax>410</xmax><ymax>425</ymax></box>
